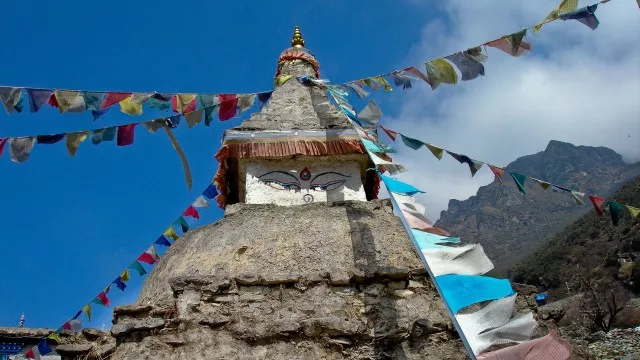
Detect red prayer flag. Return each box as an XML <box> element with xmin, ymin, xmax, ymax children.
<box><xmin>48</xmin><ymin>93</ymin><xmax>59</xmax><ymax>108</ymax></box>
<box><xmin>183</xmin><ymin>205</ymin><xmax>200</xmax><ymax>219</ymax></box>
<box><xmin>101</xmin><ymin>92</ymin><xmax>132</xmax><ymax>109</ymax></box>
<box><xmin>379</xmin><ymin>125</ymin><xmax>397</xmax><ymax>141</ymax></box>
<box><xmin>171</xmin><ymin>96</ymin><xmax>197</xmax><ymax>113</ymax></box>
<box><xmin>96</xmin><ymin>291</ymin><xmax>111</xmax><ymax>306</ymax></box>
<box><xmin>0</xmin><ymin>138</ymin><xmax>7</xmax><ymax>157</ymax></box>
<box><xmin>62</xmin><ymin>321</ymin><xmax>72</xmax><ymax>330</ymax></box>
<box><xmin>137</xmin><ymin>245</ymin><xmax>158</xmax><ymax>265</ymax></box>
<box><xmin>403</xmin><ymin>67</ymin><xmax>431</xmax><ymax>85</ymax></box>
<box><xmin>589</xmin><ymin>195</ymin><xmax>606</xmax><ymax>217</ymax></box>
<box><xmin>218</xmin><ymin>94</ymin><xmax>238</xmax><ymax>121</ymax></box>
<box><xmin>116</xmin><ymin>123</ymin><xmax>137</xmax><ymax>146</ymax></box>
<box><xmin>25</xmin><ymin>348</ymin><xmax>35</xmax><ymax>359</ymax></box>
<box><xmin>488</xmin><ymin>164</ymin><xmax>505</xmax><ymax>184</ymax></box>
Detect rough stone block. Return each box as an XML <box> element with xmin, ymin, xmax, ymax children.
<box><xmin>111</xmin><ymin>318</ymin><xmax>166</xmax><ymax>338</ymax></box>
<box><xmin>54</xmin><ymin>343</ymin><xmax>93</xmax><ymax>356</ymax></box>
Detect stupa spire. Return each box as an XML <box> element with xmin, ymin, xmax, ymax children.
<box><xmin>291</xmin><ymin>25</ymin><xmax>305</xmax><ymax>48</ymax></box>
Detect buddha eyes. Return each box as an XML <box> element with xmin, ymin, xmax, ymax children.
<box><xmin>261</xmin><ymin>179</ymin><xmax>302</xmax><ymax>191</ymax></box>
<box><xmin>310</xmin><ymin>179</ymin><xmax>347</xmax><ymax>192</ymax></box>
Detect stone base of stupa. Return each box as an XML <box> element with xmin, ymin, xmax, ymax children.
<box><xmin>109</xmin><ymin>200</ymin><xmax>471</xmax><ymax>359</ymax></box>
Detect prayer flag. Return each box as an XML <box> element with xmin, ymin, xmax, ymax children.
<box><xmin>425</xmin><ymin>59</ymin><xmax>457</xmax><ymax>90</ymax></box>
<box><xmin>379</xmin><ymin>173</ymin><xmax>424</xmax><ymax>195</ymax></box>
<box><xmin>476</xmin><ymin>331</ymin><xmax>572</xmax><ymax>360</ymax></box>
<box><xmin>95</xmin><ymin>291</ymin><xmax>110</xmax><ymax>306</ymax></box>
<box><xmin>116</xmin><ymin>124</ymin><xmax>137</xmax><ymax>146</ymax></box>
<box><xmin>0</xmin><ymin>138</ymin><xmax>6</xmax><ymax>157</ymax></box>
<box><xmin>119</xmin><ymin>97</ymin><xmax>143</xmax><ymax>115</ymax></box>
<box><xmin>120</xmin><ymin>269</ymin><xmax>130</xmax><ymax>282</ymax></box>
<box><xmin>274</xmin><ymin>74</ymin><xmax>293</xmax><ymax>86</ymax></box>
<box><xmin>203</xmin><ymin>184</ymin><xmax>219</xmax><ymax>199</ymax></box>
<box><xmin>48</xmin><ymin>93</ymin><xmax>59</xmax><ymax>108</ymax></box>
<box><xmin>183</xmin><ymin>205</ymin><xmax>200</xmax><ymax>219</ymax></box>
<box><xmin>66</xmin><ymin>131</ymin><xmax>89</xmax><ymax>156</ymax></box>
<box><xmin>488</xmin><ymin>165</ymin><xmax>505</xmax><ymax>183</ymax></box>
<box><xmin>0</xmin><ymin>87</ymin><xmax>23</xmax><ymax>114</ymax></box>
<box><xmin>172</xmin><ymin>94</ymin><xmax>197</xmax><ymax>113</ymax></box>
<box><xmin>535</xmin><ymin>0</ymin><xmax>578</xmax><ymax>33</ymax></box>
<box><xmin>129</xmin><ymin>261</ymin><xmax>147</xmax><ymax>276</ymax></box>
<box><xmin>37</xmin><ymin>134</ymin><xmax>65</xmax><ymax>144</ymax></box>
<box><xmin>257</xmin><ymin>91</ymin><xmax>273</xmax><ymax>108</ymax></box>
<box><xmin>192</xmin><ymin>195</ymin><xmax>209</xmax><ymax>208</ymax></box>
<box><xmin>447</xmin><ymin>151</ymin><xmax>483</xmax><ymax>177</ymax></box>
<box><xmin>91</xmin><ymin>108</ymin><xmax>110</xmax><ymax>121</ymax></box>
<box><xmin>167</xmin><ymin>115</ymin><xmax>181</xmax><ymax>128</ymax></box>
<box><xmin>374</xmin><ymin>76</ymin><xmax>392</xmax><ymax>91</ymax></box>
<box><xmin>368</xmin><ymin>150</ymin><xmax>407</xmax><ymax>175</ymax></box>
<box><xmin>485</xmin><ymin>30</ymin><xmax>531</xmax><ymax>57</ymax></box>
<box><xmin>9</xmin><ymin>137</ymin><xmax>36</xmax><ymax>163</ymax></box>
<box><xmin>101</xmin><ymin>92</ymin><xmax>132</xmax><ymax>109</ymax></box>
<box><xmin>48</xmin><ymin>333</ymin><xmax>63</xmax><ymax>343</ymax></box>
<box><xmin>423</xmin><ymin>244</ymin><xmax>495</xmax><ymax>277</ymax></box>
<box><xmin>83</xmin><ymin>304</ymin><xmax>92</xmax><ymax>321</ymax></box>
<box><xmin>571</xmin><ymin>190</ymin><xmax>585</xmax><ymax>205</ymax></box>
<box><xmin>403</xmin><ymin>67</ymin><xmax>431</xmax><ymax>85</ymax></box>
<box><xmin>155</xmin><ymin>236</ymin><xmax>172</xmax><ymax>247</ymax></box>
<box><xmin>510</xmin><ymin>172</ymin><xmax>527</xmax><ymax>194</ymax></box>
<box><xmin>425</xmin><ymin>144</ymin><xmax>444</xmax><ymax>160</ymax></box>
<box><xmin>445</xmin><ymin>52</ymin><xmax>485</xmax><ymax>81</ymax></box>
<box><xmin>626</xmin><ymin>206</ymin><xmax>639</xmax><ymax>219</ymax></box>
<box><xmin>163</xmin><ymin>226</ymin><xmax>179</xmax><ymax>241</ymax></box>
<box><xmin>237</xmin><ymin>94</ymin><xmax>256</xmax><ymax>113</ymax></box>
<box><xmin>608</xmin><ymin>201</ymin><xmax>625</xmax><ymax>226</ymax></box>
<box><xmin>83</xmin><ymin>92</ymin><xmax>103</xmax><ymax>111</ymax></box>
<box><xmin>55</xmin><ymin>90</ymin><xmax>85</xmax><ymax>113</ymax></box>
<box><xmin>91</xmin><ymin>127</ymin><xmax>117</xmax><ymax>145</ymax></box>
<box><xmin>436</xmin><ymin>274</ymin><xmax>514</xmax><ymax>314</ymax></box>
<box><xmin>184</xmin><ymin>109</ymin><xmax>204</xmax><ymax>129</ymax></box>
<box><xmin>346</xmin><ymin>82</ymin><xmax>369</xmax><ymax>98</ymax></box>
<box><xmin>113</xmin><ymin>276</ymin><xmax>127</xmax><ymax>291</ymax></box>
<box><xmin>358</xmin><ymin>101</ymin><xmax>382</xmax><ymax>125</ymax></box>
<box><xmin>137</xmin><ymin>245</ymin><xmax>159</xmax><ymax>265</ymax></box>
<box><xmin>533</xmin><ymin>178</ymin><xmax>552</xmax><ymax>190</ymax></box>
<box><xmin>142</xmin><ymin>119</ymin><xmax>166</xmax><ymax>134</ymax></box>
<box><xmin>26</xmin><ymin>89</ymin><xmax>53</xmax><ymax>112</ymax></box>
<box><xmin>130</xmin><ymin>92</ymin><xmax>153</xmax><ymax>105</ymax></box>
<box><xmin>400</xmin><ymin>134</ymin><xmax>424</xmax><ymax>150</ymax></box>
<box><xmin>390</xmin><ymin>71</ymin><xmax>413</xmax><ymax>89</ymax></box>
<box><xmin>363</xmin><ymin>78</ymin><xmax>381</xmax><ymax>91</ymax></box>
<box><xmin>175</xmin><ymin>216</ymin><xmax>190</xmax><ymax>233</ymax></box>
<box><xmin>147</xmin><ymin>98</ymin><xmax>171</xmax><ymax>111</ymax></box>
<box><xmin>412</xmin><ymin>229</ymin><xmax>460</xmax><ymax>250</ymax></box>
<box><xmin>589</xmin><ymin>195</ymin><xmax>606</xmax><ymax>216</ymax></box>
<box><xmin>559</xmin><ymin>4</ymin><xmax>599</xmax><ymax>30</ymax></box>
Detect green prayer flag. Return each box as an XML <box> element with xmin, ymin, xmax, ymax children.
<box><xmin>83</xmin><ymin>92</ymin><xmax>103</xmax><ymax>111</ymax></box>
<box><xmin>510</xmin><ymin>172</ymin><xmax>527</xmax><ymax>194</ymax></box>
<box><xmin>129</xmin><ymin>261</ymin><xmax>147</xmax><ymax>276</ymax></box>
<box><xmin>175</xmin><ymin>216</ymin><xmax>189</xmax><ymax>233</ymax></box>
<box><xmin>204</xmin><ymin>105</ymin><xmax>219</xmax><ymax>126</ymax></box>
<box><xmin>608</xmin><ymin>202</ymin><xmax>625</xmax><ymax>226</ymax></box>
<box><xmin>400</xmin><ymin>134</ymin><xmax>423</xmax><ymax>150</ymax></box>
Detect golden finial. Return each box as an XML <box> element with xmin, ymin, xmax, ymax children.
<box><xmin>291</xmin><ymin>25</ymin><xmax>305</xmax><ymax>48</ymax></box>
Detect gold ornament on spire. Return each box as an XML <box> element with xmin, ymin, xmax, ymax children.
<box><xmin>291</xmin><ymin>25</ymin><xmax>305</xmax><ymax>48</ymax></box>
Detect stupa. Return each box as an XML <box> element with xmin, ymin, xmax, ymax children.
<box><xmin>108</xmin><ymin>26</ymin><xmax>469</xmax><ymax>360</ymax></box>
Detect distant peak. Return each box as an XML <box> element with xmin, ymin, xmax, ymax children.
<box><xmin>545</xmin><ymin>140</ymin><xmax>575</xmax><ymax>152</ymax></box>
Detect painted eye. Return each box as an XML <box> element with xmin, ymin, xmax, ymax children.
<box><xmin>262</xmin><ymin>180</ymin><xmax>302</xmax><ymax>191</ymax></box>
<box><xmin>310</xmin><ymin>180</ymin><xmax>346</xmax><ymax>192</ymax></box>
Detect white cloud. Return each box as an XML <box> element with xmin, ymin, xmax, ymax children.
<box><xmin>385</xmin><ymin>0</ymin><xmax>640</xmax><ymax>221</ymax></box>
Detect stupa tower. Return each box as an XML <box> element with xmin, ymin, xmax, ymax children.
<box><xmin>109</xmin><ymin>27</ymin><xmax>468</xmax><ymax>360</ymax></box>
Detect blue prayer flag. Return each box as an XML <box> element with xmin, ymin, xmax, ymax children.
<box><xmin>155</xmin><ymin>236</ymin><xmax>172</xmax><ymax>247</ymax></box>
<box><xmin>37</xmin><ymin>340</ymin><xmax>53</xmax><ymax>355</ymax></box>
<box><xmin>203</xmin><ymin>184</ymin><xmax>218</xmax><ymax>199</ymax></box>
<box><xmin>113</xmin><ymin>277</ymin><xmax>127</xmax><ymax>291</ymax></box>
<box><xmin>379</xmin><ymin>174</ymin><xmax>424</xmax><ymax>195</ymax></box>
<box><xmin>435</xmin><ymin>274</ymin><xmax>514</xmax><ymax>314</ymax></box>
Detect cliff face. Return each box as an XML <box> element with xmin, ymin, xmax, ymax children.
<box><xmin>436</xmin><ymin>141</ymin><xmax>640</xmax><ymax>274</ymax></box>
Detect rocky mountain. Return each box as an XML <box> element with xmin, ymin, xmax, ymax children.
<box><xmin>511</xmin><ymin>175</ymin><xmax>640</xmax><ymax>299</ymax></box>
<box><xmin>435</xmin><ymin>140</ymin><xmax>640</xmax><ymax>274</ymax></box>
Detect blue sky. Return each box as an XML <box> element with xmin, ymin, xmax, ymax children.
<box><xmin>1</xmin><ymin>0</ymin><xmax>639</xmax><ymax>331</ymax></box>
<box><xmin>0</xmin><ymin>0</ymin><xmax>441</xmax><ymax>329</ymax></box>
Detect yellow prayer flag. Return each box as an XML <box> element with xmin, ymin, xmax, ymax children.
<box><xmin>65</xmin><ymin>131</ymin><xmax>89</xmax><ymax>157</ymax></box>
<box><xmin>425</xmin><ymin>59</ymin><xmax>457</xmax><ymax>90</ymax></box>
<box><xmin>627</xmin><ymin>206</ymin><xmax>640</xmax><ymax>219</ymax></box>
<box><xmin>55</xmin><ymin>90</ymin><xmax>78</xmax><ymax>113</ymax></box>
<box><xmin>119</xmin><ymin>97</ymin><xmax>143</xmax><ymax>115</ymax></box>
<box><xmin>82</xmin><ymin>304</ymin><xmax>92</xmax><ymax>321</ymax></box>
<box><xmin>176</xmin><ymin>94</ymin><xmax>197</xmax><ymax>113</ymax></box>
<box><xmin>426</xmin><ymin>144</ymin><xmax>444</xmax><ymax>160</ymax></box>
<box><xmin>48</xmin><ymin>333</ymin><xmax>63</xmax><ymax>343</ymax></box>
<box><xmin>534</xmin><ymin>0</ymin><xmax>578</xmax><ymax>33</ymax></box>
<box><xmin>274</xmin><ymin>75</ymin><xmax>293</xmax><ymax>86</ymax></box>
<box><xmin>164</xmin><ymin>226</ymin><xmax>179</xmax><ymax>241</ymax></box>
<box><xmin>120</xmin><ymin>269</ymin><xmax>130</xmax><ymax>282</ymax></box>
<box><xmin>374</xmin><ymin>76</ymin><xmax>393</xmax><ymax>92</ymax></box>
<box><xmin>533</xmin><ymin>178</ymin><xmax>552</xmax><ymax>190</ymax></box>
